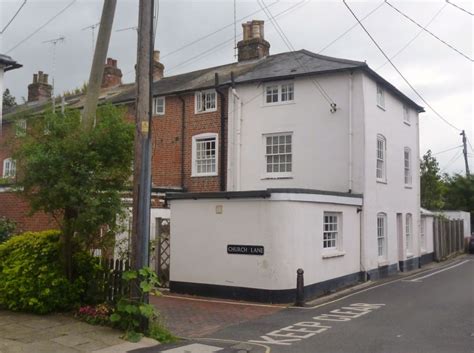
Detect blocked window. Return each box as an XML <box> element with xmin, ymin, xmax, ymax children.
<box><xmin>404</xmin><ymin>147</ymin><xmax>412</xmax><ymax>185</ymax></box>
<box><xmin>192</xmin><ymin>133</ymin><xmax>218</xmax><ymax>176</ymax></box>
<box><xmin>264</xmin><ymin>133</ymin><xmax>292</xmax><ymax>175</ymax></box>
<box><xmin>377</xmin><ymin>213</ymin><xmax>387</xmax><ymax>258</ymax></box>
<box><xmin>153</xmin><ymin>97</ymin><xmax>165</xmax><ymax>115</ymax></box>
<box><xmin>195</xmin><ymin>90</ymin><xmax>217</xmax><ymax>113</ymax></box>
<box><xmin>323</xmin><ymin>212</ymin><xmax>341</xmax><ymax>250</ymax></box>
<box><xmin>377</xmin><ymin>84</ymin><xmax>385</xmax><ymax>109</ymax></box>
<box><xmin>403</xmin><ymin>105</ymin><xmax>410</xmax><ymax>124</ymax></box>
<box><xmin>2</xmin><ymin>158</ymin><xmax>16</xmax><ymax>178</ymax></box>
<box><xmin>376</xmin><ymin>135</ymin><xmax>386</xmax><ymax>182</ymax></box>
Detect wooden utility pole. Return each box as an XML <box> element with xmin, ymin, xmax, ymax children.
<box><xmin>131</xmin><ymin>0</ymin><xmax>154</xmax><ymax>291</ymax></box>
<box><xmin>460</xmin><ymin>130</ymin><xmax>470</xmax><ymax>176</ymax></box>
<box><xmin>82</xmin><ymin>0</ymin><xmax>117</xmax><ymax>129</ymax></box>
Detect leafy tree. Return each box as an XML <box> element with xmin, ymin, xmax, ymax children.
<box><xmin>420</xmin><ymin>150</ymin><xmax>445</xmax><ymax>210</ymax></box>
<box><xmin>2</xmin><ymin>89</ymin><xmax>16</xmax><ymax>110</ymax></box>
<box><xmin>14</xmin><ymin>105</ymin><xmax>134</xmax><ymax>280</ymax></box>
<box><xmin>0</xmin><ymin>217</ymin><xmax>16</xmax><ymax>244</ymax></box>
<box><xmin>442</xmin><ymin>173</ymin><xmax>474</xmax><ymax>225</ymax></box>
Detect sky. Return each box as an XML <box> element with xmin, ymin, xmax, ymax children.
<box><xmin>0</xmin><ymin>0</ymin><xmax>472</xmax><ymax>175</ymax></box>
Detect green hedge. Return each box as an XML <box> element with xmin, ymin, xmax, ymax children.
<box><xmin>0</xmin><ymin>230</ymin><xmax>100</xmax><ymax>314</ymax></box>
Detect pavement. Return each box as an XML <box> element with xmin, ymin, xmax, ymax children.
<box><xmin>0</xmin><ymin>311</ymin><xmax>158</xmax><ymax>353</ymax></box>
<box><xmin>137</xmin><ymin>255</ymin><xmax>474</xmax><ymax>353</ymax></box>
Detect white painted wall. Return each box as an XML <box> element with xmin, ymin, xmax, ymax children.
<box><xmin>441</xmin><ymin>211</ymin><xmax>471</xmax><ymax>239</ymax></box>
<box><xmin>170</xmin><ymin>195</ymin><xmax>361</xmax><ymax>290</ymax></box>
<box><xmin>421</xmin><ymin>215</ymin><xmax>434</xmax><ymax>255</ymax></box>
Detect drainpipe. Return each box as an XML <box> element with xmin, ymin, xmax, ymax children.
<box><xmin>230</xmin><ymin>71</ymin><xmax>242</xmax><ymax>191</ymax></box>
<box><xmin>215</xmin><ymin>73</ymin><xmax>227</xmax><ymax>192</ymax></box>
<box><xmin>178</xmin><ymin>95</ymin><xmax>185</xmax><ymax>190</ymax></box>
<box><xmin>348</xmin><ymin>71</ymin><xmax>353</xmax><ymax>193</ymax></box>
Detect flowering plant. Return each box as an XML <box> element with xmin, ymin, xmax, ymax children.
<box><xmin>75</xmin><ymin>303</ymin><xmax>112</xmax><ymax>325</ymax></box>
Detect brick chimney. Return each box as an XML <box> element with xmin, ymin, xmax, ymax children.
<box><xmin>101</xmin><ymin>58</ymin><xmax>122</xmax><ymax>88</ymax></box>
<box><xmin>237</xmin><ymin>20</ymin><xmax>270</xmax><ymax>62</ymax></box>
<box><xmin>153</xmin><ymin>50</ymin><xmax>164</xmax><ymax>81</ymax></box>
<box><xmin>27</xmin><ymin>71</ymin><xmax>52</xmax><ymax>102</ymax></box>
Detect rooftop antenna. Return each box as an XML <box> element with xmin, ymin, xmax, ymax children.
<box><xmin>82</xmin><ymin>22</ymin><xmax>100</xmax><ymax>56</ymax></box>
<box><xmin>42</xmin><ymin>35</ymin><xmax>65</xmax><ymax>111</ymax></box>
<box><xmin>116</xmin><ymin>26</ymin><xmax>139</xmax><ymax>34</ymax></box>
<box><xmin>234</xmin><ymin>0</ymin><xmax>237</xmax><ymax>59</ymax></box>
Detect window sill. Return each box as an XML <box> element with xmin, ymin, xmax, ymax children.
<box><xmin>194</xmin><ymin>109</ymin><xmax>217</xmax><ymax>115</ymax></box>
<box><xmin>322</xmin><ymin>251</ymin><xmax>345</xmax><ymax>259</ymax></box>
<box><xmin>403</xmin><ymin>121</ymin><xmax>411</xmax><ymax>126</ymax></box>
<box><xmin>263</xmin><ymin>101</ymin><xmax>296</xmax><ymax>107</ymax></box>
<box><xmin>404</xmin><ymin>185</ymin><xmax>413</xmax><ymax>189</ymax></box>
<box><xmin>376</xmin><ymin>179</ymin><xmax>387</xmax><ymax>184</ymax></box>
<box><xmin>153</xmin><ymin>113</ymin><xmax>165</xmax><ymax>117</ymax></box>
<box><xmin>261</xmin><ymin>173</ymin><xmax>293</xmax><ymax>180</ymax></box>
<box><xmin>191</xmin><ymin>173</ymin><xmax>218</xmax><ymax>178</ymax></box>
<box><xmin>378</xmin><ymin>260</ymin><xmax>389</xmax><ymax>267</ymax></box>
<box><xmin>377</xmin><ymin>104</ymin><xmax>386</xmax><ymax>111</ymax></box>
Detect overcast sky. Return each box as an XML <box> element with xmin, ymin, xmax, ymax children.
<box><xmin>1</xmin><ymin>0</ymin><xmax>472</xmax><ymax>174</ymax></box>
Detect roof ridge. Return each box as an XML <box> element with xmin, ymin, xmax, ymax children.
<box><xmin>299</xmin><ymin>49</ymin><xmax>366</xmax><ymax>66</ymax></box>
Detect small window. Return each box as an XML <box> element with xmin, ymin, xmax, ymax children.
<box><xmin>264</xmin><ymin>133</ymin><xmax>292</xmax><ymax>176</ymax></box>
<box><xmin>376</xmin><ymin>84</ymin><xmax>385</xmax><ymax>109</ymax></box>
<box><xmin>376</xmin><ymin>135</ymin><xmax>386</xmax><ymax>182</ymax></box>
<box><xmin>406</xmin><ymin>213</ymin><xmax>412</xmax><ymax>253</ymax></box>
<box><xmin>377</xmin><ymin>213</ymin><xmax>387</xmax><ymax>258</ymax></box>
<box><xmin>265</xmin><ymin>82</ymin><xmax>294</xmax><ymax>104</ymax></box>
<box><xmin>153</xmin><ymin>97</ymin><xmax>165</xmax><ymax>115</ymax></box>
<box><xmin>404</xmin><ymin>147</ymin><xmax>412</xmax><ymax>185</ymax></box>
<box><xmin>403</xmin><ymin>105</ymin><xmax>410</xmax><ymax>124</ymax></box>
<box><xmin>192</xmin><ymin>133</ymin><xmax>218</xmax><ymax>176</ymax></box>
<box><xmin>323</xmin><ymin>212</ymin><xmax>342</xmax><ymax>250</ymax></box>
<box><xmin>195</xmin><ymin>90</ymin><xmax>217</xmax><ymax>113</ymax></box>
<box><xmin>16</xmin><ymin>119</ymin><xmax>27</xmax><ymax>137</ymax></box>
<box><xmin>2</xmin><ymin>158</ymin><xmax>16</xmax><ymax>178</ymax></box>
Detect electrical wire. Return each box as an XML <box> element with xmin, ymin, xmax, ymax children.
<box><xmin>6</xmin><ymin>0</ymin><xmax>76</xmax><ymax>54</ymax></box>
<box><xmin>317</xmin><ymin>1</ymin><xmax>385</xmax><ymax>54</ymax></box>
<box><xmin>445</xmin><ymin>0</ymin><xmax>473</xmax><ymax>16</ymax></box>
<box><xmin>431</xmin><ymin>145</ymin><xmax>462</xmax><ymax>155</ymax></box>
<box><xmin>440</xmin><ymin>150</ymin><xmax>463</xmax><ymax>172</ymax></box>
<box><xmin>376</xmin><ymin>2</ymin><xmax>447</xmax><ymax>70</ymax></box>
<box><xmin>1</xmin><ymin>0</ymin><xmax>27</xmax><ymax>34</ymax></box>
<box><xmin>343</xmin><ymin>0</ymin><xmax>462</xmax><ymax>133</ymax></box>
<box><xmin>258</xmin><ymin>0</ymin><xmax>336</xmax><ymax>108</ymax></box>
<box><xmin>385</xmin><ymin>0</ymin><xmax>473</xmax><ymax>62</ymax></box>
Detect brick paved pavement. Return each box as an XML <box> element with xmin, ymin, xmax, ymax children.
<box><xmin>150</xmin><ymin>293</ymin><xmax>284</xmax><ymax>338</ymax></box>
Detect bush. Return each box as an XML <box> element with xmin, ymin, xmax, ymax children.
<box><xmin>0</xmin><ymin>230</ymin><xmax>101</xmax><ymax>314</ymax></box>
<box><xmin>0</xmin><ymin>217</ymin><xmax>16</xmax><ymax>244</ymax></box>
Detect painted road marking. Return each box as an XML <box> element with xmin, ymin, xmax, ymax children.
<box><xmin>161</xmin><ymin>343</ymin><xmax>223</xmax><ymax>353</ymax></box>
<box><xmin>407</xmin><ymin>259</ymin><xmax>470</xmax><ymax>282</ymax></box>
<box><xmin>249</xmin><ymin>303</ymin><xmax>385</xmax><ymax>346</ymax></box>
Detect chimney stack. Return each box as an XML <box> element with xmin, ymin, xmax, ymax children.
<box><xmin>237</xmin><ymin>20</ymin><xmax>270</xmax><ymax>62</ymax></box>
<box><xmin>152</xmin><ymin>50</ymin><xmax>164</xmax><ymax>81</ymax></box>
<box><xmin>101</xmin><ymin>57</ymin><xmax>122</xmax><ymax>88</ymax></box>
<box><xmin>27</xmin><ymin>71</ymin><xmax>52</xmax><ymax>102</ymax></box>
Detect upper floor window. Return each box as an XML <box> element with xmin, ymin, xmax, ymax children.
<box><xmin>192</xmin><ymin>133</ymin><xmax>218</xmax><ymax>176</ymax></box>
<box><xmin>323</xmin><ymin>212</ymin><xmax>342</xmax><ymax>251</ymax></box>
<box><xmin>377</xmin><ymin>213</ymin><xmax>387</xmax><ymax>258</ymax></box>
<box><xmin>376</xmin><ymin>134</ymin><xmax>386</xmax><ymax>182</ymax></box>
<box><xmin>264</xmin><ymin>133</ymin><xmax>292</xmax><ymax>176</ymax></box>
<box><xmin>16</xmin><ymin>119</ymin><xmax>27</xmax><ymax>137</ymax></box>
<box><xmin>195</xmin><ymin>90</ymin><xmax>217</xmax><ymax>113</ymax></box>
<box><xmin>153</xmin><ymin>97</ymin><xmax>165</xmax><ymax>115</ymax></box>
<box><xmin>406</xmin><ymin>213</ymin><xmax>413</xmax><ymax>254</ymax></box>
<box><xmin>2</xmin><ymin>158</ymin><xmax>16</xmax><ymax>178</ymax></box>
<box><xmin>376</xmin><ymin>84</ymin><xmax>385</xmax><ymax>109</ymax></box>
<box><xmin>265</xmin><ymin>82</ymin><xmax>294</xmax><ymax>104</ymax></box>
<box><xmin>403</xmin><ymin>105</ymin><xmax>410</xmax><ymax>124</ymax></box>
<box><xmin>404</xmin><ymin>147</ymin><xmax>412</xmax><ymax>186</ymax></box>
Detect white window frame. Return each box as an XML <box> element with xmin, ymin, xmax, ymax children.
<box><xmin>323</xmin><ymin>212</ymin><xmax>342</xmax><ymax>252</ymax></box>
<box><xmin>377</xmin><ymin>213</ymin><xmax>387</xmax><ymax>259</ymax></box>
<box><xmin>376</xmin><ymin>134</ymin><xmax>387</xmax><ymax>182</ymax></box>
<box><xmin>195</xmin><ymin>89</ymin><xmax>217</xmax><ymax>113</ymax></box>
<box><xmin>191</xmin><ymin>133</ymin><xmax>218</xmax><ymax>177</ymax></box>
<box><xmin>404</xmin><ymin>147</ymin><xmax>412</xmax><ymax>186</ymax></box>
<box><xmin>153</xmin><ymin>97</ymin><xmax>165</xmax><ymax>115</ymax></box>
<box><xmin>16</xmin><ymin>119</ymin><xmax>27</xmax><ymax>137</ymax></box>
<box><xmin>406</xmin><ymin>213</ymin><xmax>413</xmax><ymax>255</ymax></box>
<box><xmin>403</xmin><ymin>105</ymin><xmax>410</xmax><ymax>125</ymax></box>
<box><xmin>264</xmin><ymin>82</ymin><xmax>295</xmax><ymax>105</ymax></box>
<box><xmin>2</xmin><ymin>158</ymin><xmax>16</xmax><ymax>178</ymax></box>
<box><xmin>376</xmin><ymin>84</ymin><xmax>385</xmax><ymax>109</ymax></box>
<box><xmin>263</xmin><ymin>132</ymin><xmax>293</xmax><ymax>178</ymax></box>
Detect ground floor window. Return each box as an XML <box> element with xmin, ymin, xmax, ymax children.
<box><xmin>377</xmin><ymin>213</ymin><xmax>387</xmax><ymax>258</ymax></box>
<box><xmin>323</xmin><ymin>212</ymin><xmax>341</xmax><ymax>250</ymax></box>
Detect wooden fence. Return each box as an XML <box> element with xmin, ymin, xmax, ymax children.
<box><xmin>100</xmin><ymin>258</ymin><xmax>129</xmax><ymax>303</ymax></box>
<box><xmin>433</xmin><ymin>217</ymin><xmax>464</xmax><ymax>262</ymax></box>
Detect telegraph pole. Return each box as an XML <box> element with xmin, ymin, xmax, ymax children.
<box><xmin>82</xmin><ymin>0</ymin><xmax>117</xmax><ymax>129</ymax></box>
<box><xmin>131</xmin><ymin>0</ymin><xmax>154</xmax><ymax>302</ymax></box>
<box><xmin>460</xmin><ymin>130</ymin><xmax>470</xmax><ymax>176</ymax></box>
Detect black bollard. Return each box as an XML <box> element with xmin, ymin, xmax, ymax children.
<box><xmin>295</xmin><ymin>268</ymin><xmax>305</xmax><ymax>307</ymax></box>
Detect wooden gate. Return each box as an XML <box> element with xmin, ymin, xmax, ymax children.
<box><xmin>154</xmin><ymin>217</ymin><xmax>170</xmax><ymax>288</ymax></box>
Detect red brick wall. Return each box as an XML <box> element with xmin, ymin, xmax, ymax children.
<box><xmin>0</xmin><ymin>122</ymin><xmax>16</xmax><ymax>178</ymax></box>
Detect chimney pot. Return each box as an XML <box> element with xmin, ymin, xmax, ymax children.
<box><xmin>237</xmin><ymin>20</ymin><xmax>270</xmax><ymax>62</ymax></box>
<box><xmin>33</xmin><ymin>73</ymin><xmax>38</xmax><ymax>84</ymax></box>
<box><xmin>28</xmin><ymin>71</ymin><xmax>52</xmax><ymax>102</ymax></box>
<box><xmin>43</xmin><ymin>74</ymin><xmax>49</xmax><ymax>84</ymax></box>
<box><xmin>102</xmin><ymin>58</ymin><xmax>122</xmax><ymax>88</ymax></box>
<box><xmin>152</xmin><ymin>50</ymin><xmax>164</xmax><ymax>81</ymax></box>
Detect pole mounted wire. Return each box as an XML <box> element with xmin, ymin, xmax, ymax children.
<box><xmin>1</xmin><ymin>0</ymin><xmax>28</xmax><ymax>34</ymax></box>
<box><xmin>445</xmin><ymin>0</ymin><xmax>473</xmax><ymax>16</ymax></box>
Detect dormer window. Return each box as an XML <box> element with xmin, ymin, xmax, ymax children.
<box><xmin>265</xmin><ymin>82</ymin><xmax>294</xmax><ymax>105</ymax></box>
<box><xmin>195</xmin><ymin>90</ymin><xmax>217</xmax><ymax>113</ymax></box>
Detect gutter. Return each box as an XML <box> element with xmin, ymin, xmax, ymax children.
<box><xmin>215</xmin><ymin>73</ymin><xmax>227</xmax><ymax>192</ymax></box>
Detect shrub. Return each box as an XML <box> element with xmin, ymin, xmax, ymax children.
<box><xmin>0</xmin><ymin>230</ymin><xmax>101</xmax><ymax>314</ymax></box>
<box><xmin>0</xmin><ymin>217</ymin><xmax>16</xmax><ymax>244</ymax></box>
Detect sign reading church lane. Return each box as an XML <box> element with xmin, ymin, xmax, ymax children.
<box><xmin>227</xmin><ymin>245</ymin><xmax>264</xmax><ymax>256</ymax></box>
